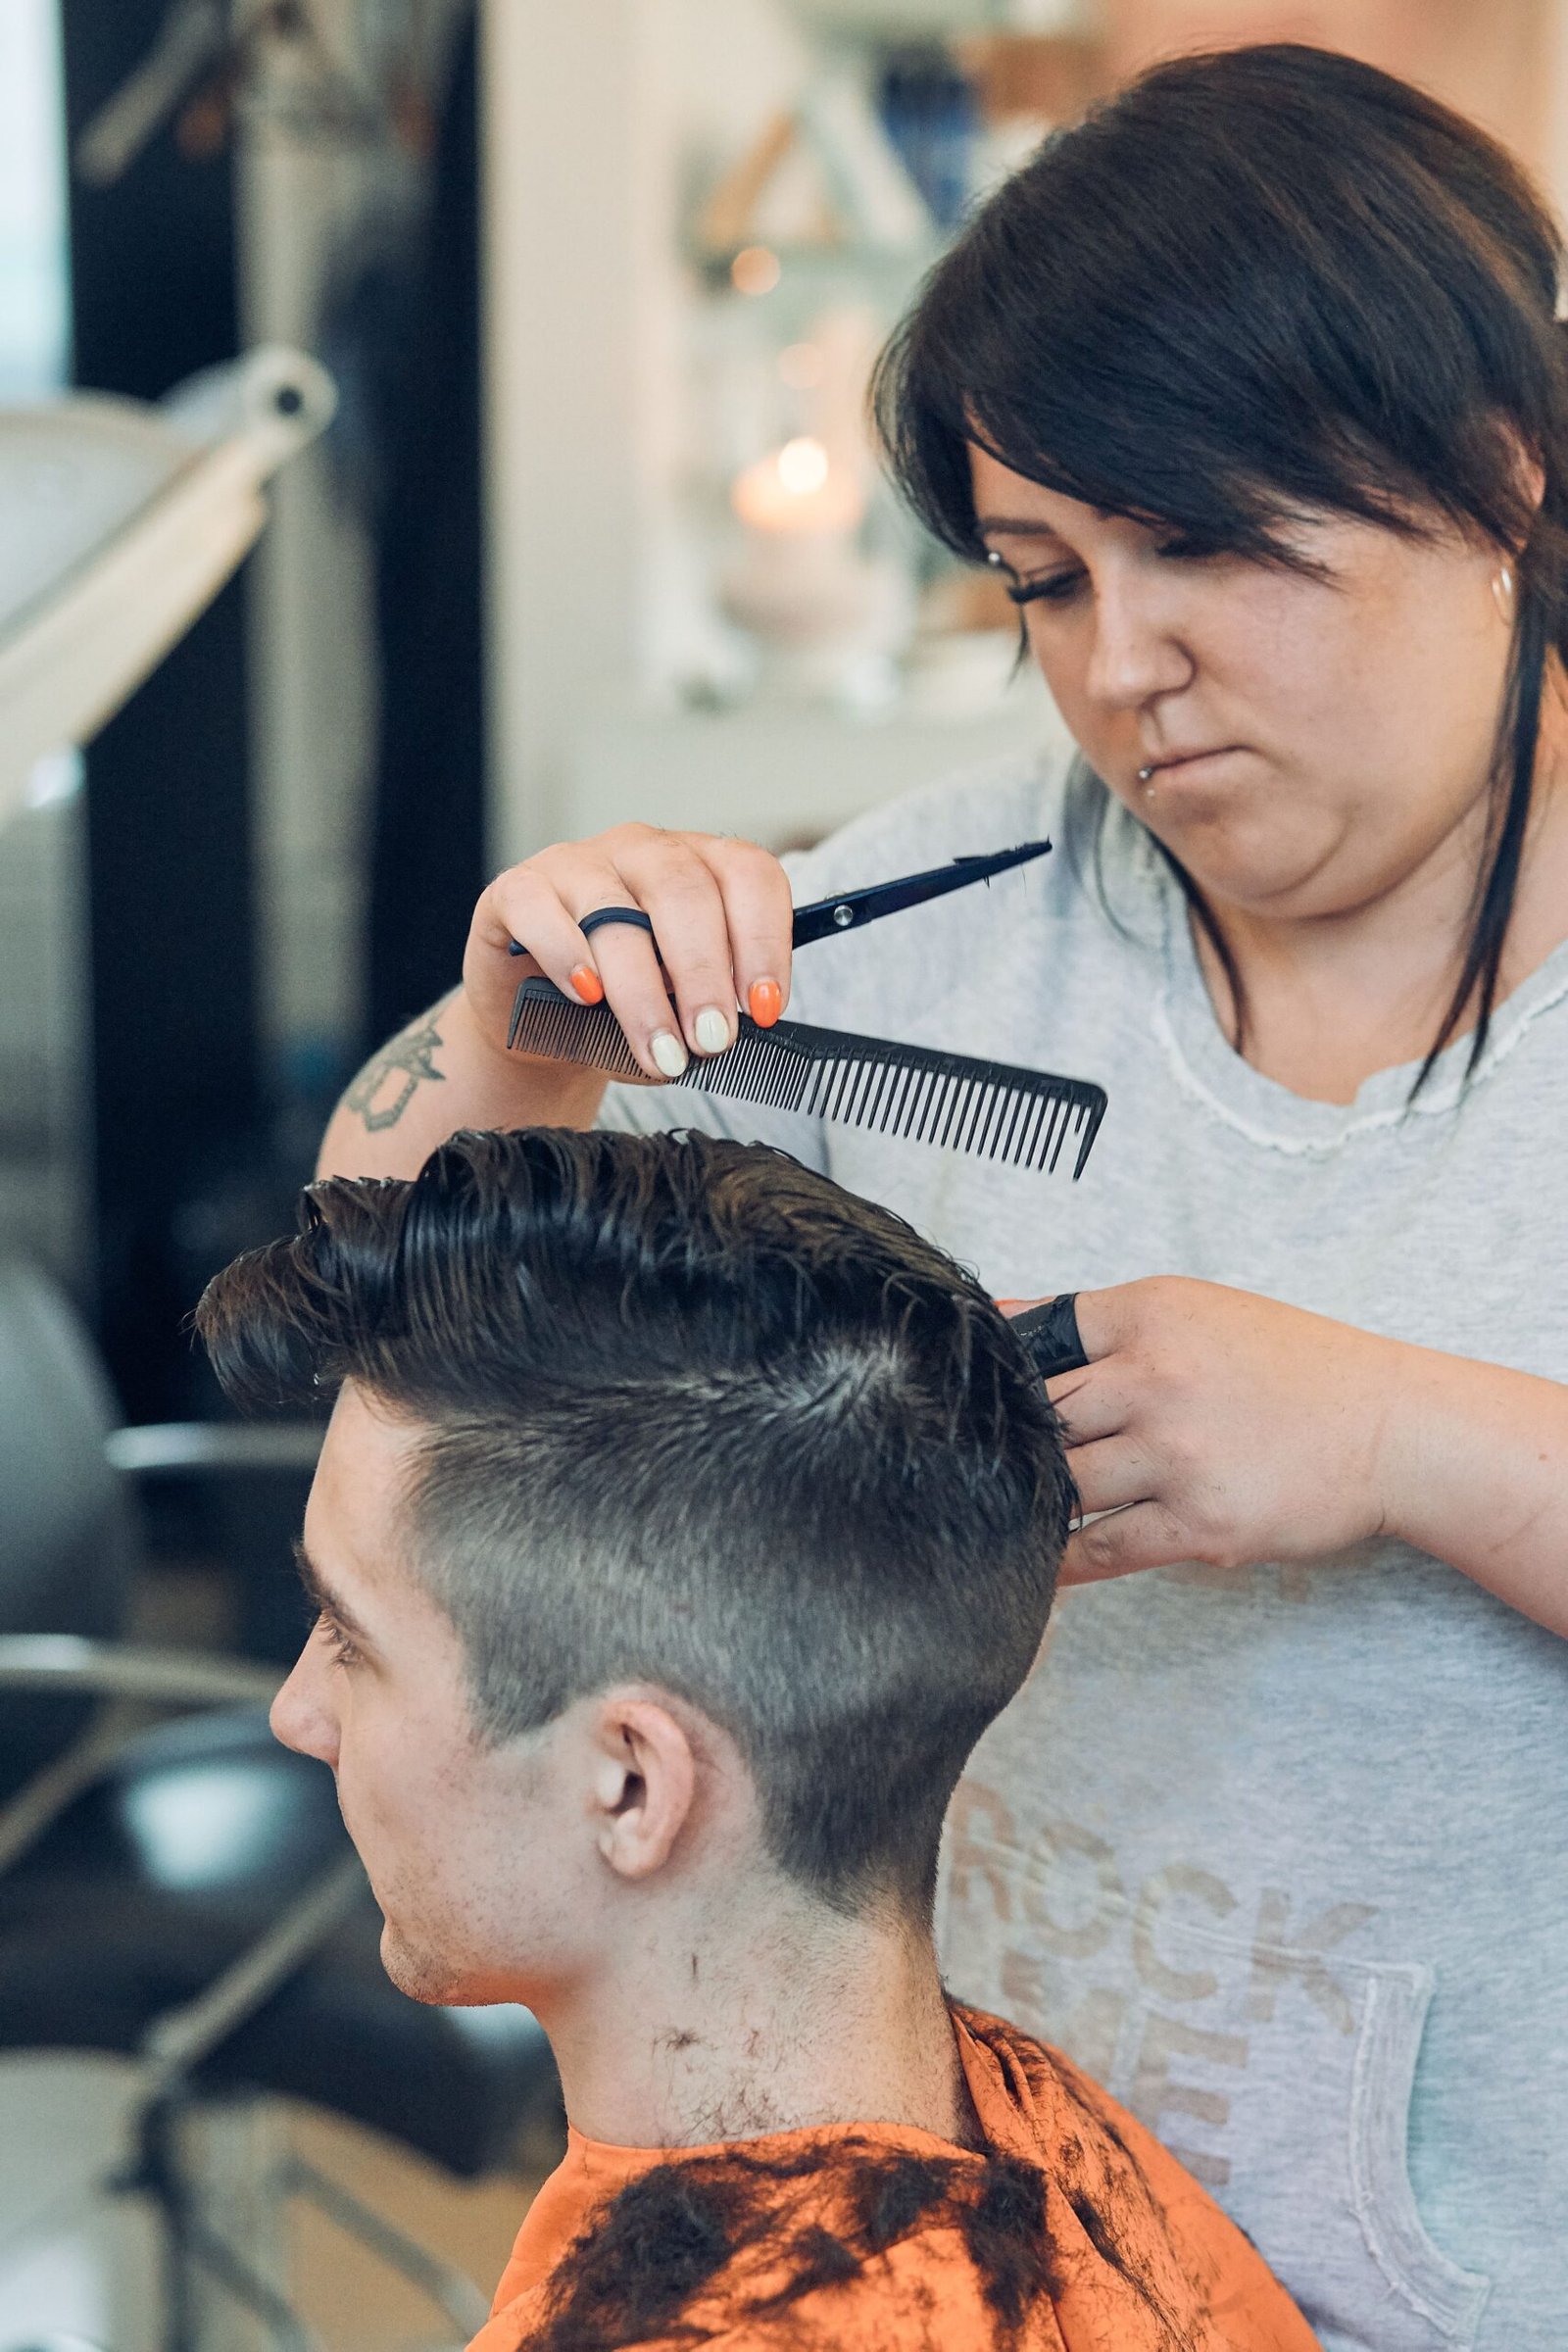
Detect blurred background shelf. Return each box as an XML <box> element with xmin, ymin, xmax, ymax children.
<box><xmin>553</xmin><ymin>686</ymin><xmax>1067</xmax><ymax>850</ymax></box>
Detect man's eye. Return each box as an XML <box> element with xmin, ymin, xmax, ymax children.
<box><xmin>316</xmin><ymin>1610</ymin><xmax>359</xmax><ymax>1668</ymax></box>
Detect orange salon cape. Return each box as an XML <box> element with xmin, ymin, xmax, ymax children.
<box><xmin>466</xmin><ymin>2003</ymin><xmax>1320</xmax><ymax>2351</ymax></box>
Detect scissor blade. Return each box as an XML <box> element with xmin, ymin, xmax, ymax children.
<box><xmin>790</xmin><ymin>838</ymin><xmax>1052</xmax><ymax>948</ymax></box>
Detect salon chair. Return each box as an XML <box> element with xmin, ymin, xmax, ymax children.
<box><xmin>0</xmin><ymin>1257</ymin><xmax>560</xmax><ymax>2352</ymax></box>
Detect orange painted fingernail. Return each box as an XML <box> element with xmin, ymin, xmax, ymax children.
<box><xmin>569</xmin><ymin>965</ymin><xmax>604</xmax><ymax>1005</ymax></box>
<box><xmin>749</xmin><ymin>978</ymin><xmax>782</xmax><ymax>1028</ymax></box>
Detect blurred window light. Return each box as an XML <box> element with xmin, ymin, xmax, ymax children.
<box><xmin>124</xmin><ymin>1763</ymin><xmax>303</xmax><ymax>1891</ymax></box>
<box><xmin>1009</xmin><ymin>0</ymin><xmax>1088</xmax><ymax>26</ymax></box>
<box><xmin>731</xmin><ymin>243</ymin><xmax>783</xmax><ymax>297</ymax></box>
<box><xmin>0</xmin><ymin>0</ymin><xmax>71</xmax><ymax>403</ymax></box>
<box><xmin>24</xmin><ymin>749</ymin><xmax>81</xmax><ymax>810</ymax></box>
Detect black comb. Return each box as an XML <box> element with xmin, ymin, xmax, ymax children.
<box><xmin>508</xmin><ymin>979</ymin><xmax>1107</xmax><ymax>1179</ymax></box>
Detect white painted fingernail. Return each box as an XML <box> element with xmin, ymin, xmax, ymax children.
<box><xmin>694</xmin><ymin>1007</ymin><xmax>731</xmax><ymax>1054</ymax></box>
<box><xmin>651</xmin><ymin>1029</ymin><xmax>689</xmax><ymax>1078</ymax></box>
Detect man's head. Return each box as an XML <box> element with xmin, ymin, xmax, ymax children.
<box><xmin>197</xmin><ymin>1129</ymin><xmax>1071</xmax><ymax>2005</ymax></box>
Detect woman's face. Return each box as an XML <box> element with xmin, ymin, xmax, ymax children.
<box><xmin>969</xmin><ymin>445</ymin><xmax>1517</xmax><ymax>924</ymax></box>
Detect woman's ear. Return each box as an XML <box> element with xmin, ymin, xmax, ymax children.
<box><xmin>1492</xmin><ymin>415</ymin><xmax>1546</xmax><ymax>540</ymax></box>
<box><xmin>589</xmin><ymin>1693</ymin><xmax>699</xmax><ymax>1881</ymax></box>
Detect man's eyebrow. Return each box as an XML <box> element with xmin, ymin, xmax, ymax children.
<box><xmin>292</xmin><ymin>1539</ymin><xmax>375</xmax><ymax>1644</ymax></box>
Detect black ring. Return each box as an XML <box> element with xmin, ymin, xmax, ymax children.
<box><xmin>580</xmin><ymin>906</ymin><xmax>656</xmax><ymax>941</ymax></box>
<box><xmin>1010</xmin><ymin>1294</ymin><xmax>1089</xmax><ymax>1381</ymax></box>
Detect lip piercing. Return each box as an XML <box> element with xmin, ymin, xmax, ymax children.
<box><xmin>1137</xmin><ymin>764</ymin><xmax>1156</xmax><ymax>797</ymax></box>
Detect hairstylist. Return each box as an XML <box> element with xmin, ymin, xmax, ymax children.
<box><xmin>323</xmin><ymin>47</ymin><xmax>1568</xmax><ymax>2347</ymax></box>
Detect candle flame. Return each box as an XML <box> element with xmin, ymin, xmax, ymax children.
<box><xmin>777</xmin><ymin>437</ymin><xmax>830</xmax><ymax>496</ymax></box>
<box><xmin>731</xmin><ymin>438</ymin><xmax>863</xmax><ymax>535</ymax></box>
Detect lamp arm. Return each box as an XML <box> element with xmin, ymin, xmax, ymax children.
<box><xmin>0</xmin><ymin>1633</ymin><xmax>281</xmax><ymax>1706</ymax></box>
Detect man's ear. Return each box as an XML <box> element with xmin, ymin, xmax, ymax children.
<box><xmin>588</xmin><ymin>1694</ymin><xmax>698</xmax><ymax>1882</ymax></box>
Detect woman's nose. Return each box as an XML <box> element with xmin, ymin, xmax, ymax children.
<box><xmin>1083</xmin><ymin>579</ymin><xmax>1193</xmax><ymax>710</ymax></box>
<box><xmin>270</xmin><ymin>1642</ymin><xmax>340</xmax><ymax>1770</ymax></box>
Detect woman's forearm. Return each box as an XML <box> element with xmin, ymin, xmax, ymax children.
<box><xmin>1382</xmin><ymin>1342</ymin><xmax>1568</xmax><ymax>1635</ymax></box>
<box><xmin>318</xmin><ymin>988</ymin><xmax>609</xmax><ymax>1180</ymax></box>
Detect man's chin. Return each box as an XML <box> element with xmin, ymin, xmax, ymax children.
<box><xmin>377</xmin><ymin>1919</ymin><xmax>519</xmax><ymax>2008</ymax></box>
<box><xmin>378</xmin><ymin>1919</ymin><xmax>472</xmax><ymax>2006</ymax></box>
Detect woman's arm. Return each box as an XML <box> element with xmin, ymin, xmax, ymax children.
<box><xmin>1042</xmin><ymin>1278</ymin><xmax>1568</xmax><ymax>1637</ymax></box>
<box><xmin>318</xmin><ymin>823</ymin><xmax>796</xmax><ymax>1180</ymax></box>
<box><xmin>1379</xmin><ymin>1338</ymin><xmax>1568</xmax><ymax>1632</ymax></box>
<box><xmin>318</xmin><ymin>986</ymin><xmax>609</xmax><ymax>1179</ymax></box>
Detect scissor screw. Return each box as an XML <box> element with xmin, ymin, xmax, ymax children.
<box><xmin>832</xmin><ymin>903</ymin><xmax>855</xmax><ymax>928</ymax></box>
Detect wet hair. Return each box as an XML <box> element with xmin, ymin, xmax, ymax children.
<box><xmin>873</xmin><ymin>42</ymin><xmax>1568</xmax><ymax>1089</ymax></box>
<box><xmin>530</xmin><ymin>2021</ymin><xmax>1200</xmax><ymax>2351</ymax></box>
<box><xmin>195</xmin><ymin>1127</ymin><xmax>1072</xmax><ymax>1915</ymax></box>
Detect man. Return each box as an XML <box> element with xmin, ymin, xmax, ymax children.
<box><xmin>198</xmin><ymin>1126</ymin><xmax>1316</xmax><ymax>2350</ymax></box>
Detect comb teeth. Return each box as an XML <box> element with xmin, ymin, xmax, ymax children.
<box><xmin>508</xmin><ymin>980</ymin><xmax>1106</xmax><ymax>1178</ymax></box>
<box><xmin>507</xmin><ymin>986</ymin><xmax>646</xmax><ymax>1079</ymax></box>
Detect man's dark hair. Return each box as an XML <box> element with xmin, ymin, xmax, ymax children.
<box><xmin>196</xmin><ymin>1128</ymin><xmax>1072</xmax><ymax>1914</ymax></box>
<box><xmin>873</xmin><ymin>42</ymin><xmax>1568</xmax><ymax>1092</ymax></box>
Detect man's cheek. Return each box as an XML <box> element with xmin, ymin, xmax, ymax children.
<box><xmin>338</xmin><ymin>1740</ymin><xmax>430</xmax><ymax>1864</ymax></box>
<box><xmin>327</xmin><ymin>1740</ymin><xmax>389</xmax><ymax>1862</ymax></box>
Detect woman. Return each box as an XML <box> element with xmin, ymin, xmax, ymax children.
<box><xmin>323</xmin><ymin>48</ymin><xmax>1568</xmax><ymax>2346</ymax></box>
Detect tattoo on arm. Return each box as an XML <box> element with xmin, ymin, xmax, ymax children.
<box><xmin>341</xmin><ymin>999</ymin><xmax>453</xmax><ymax>1133</ymax></box>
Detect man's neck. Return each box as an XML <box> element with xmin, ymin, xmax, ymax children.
<box><xmin>538</xmin><ymin>1887</ymin><xmax>970</xmax><ymax>2151</ymax></box>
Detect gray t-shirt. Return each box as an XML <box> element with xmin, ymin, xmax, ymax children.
<box><xmin>601</xmin><ymin>752</ymin><xmax>1568</xmax><ymax>2351</ymax></box>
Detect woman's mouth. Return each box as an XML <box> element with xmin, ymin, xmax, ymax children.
<box><xmin>1145</xmin><ymin>745</ymin><xmax>1242</xmax><ymax>776</ymax></box>
<box><xmin>1139</xmin><ymin>746</ymin><xmax>1248</xmax><ymax>792</ymax></box>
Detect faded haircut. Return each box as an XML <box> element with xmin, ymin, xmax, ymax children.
<box><xmin>196</xmin><ymin>1129</ymin><xmax>1072</xmax><ymax>1916</ymax></box>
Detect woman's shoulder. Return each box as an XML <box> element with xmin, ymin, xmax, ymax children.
<box><xmin>783</xmin><ymin>747</ymin><xmax>1072</xmax><ymax>893</ymax></box>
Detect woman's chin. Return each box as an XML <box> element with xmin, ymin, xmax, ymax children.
<box><xmin>1149</xmin><ymin>811</ymin><xmax>1350</xmax><ymax>918</ymax></box>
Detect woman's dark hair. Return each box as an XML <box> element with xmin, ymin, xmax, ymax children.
<box><xmin>873</xmin><ymin>42</ymin><xmax>1568</xmax><ymax>1087</ymax></box>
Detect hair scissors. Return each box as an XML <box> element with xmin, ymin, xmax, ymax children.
<box><xmin>510</xmin><ymin>839</ymin><xmax>1053</xmax><ymax>958</ymax></box>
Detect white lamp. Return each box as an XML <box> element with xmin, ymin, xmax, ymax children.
<box><xmin>0</xmin><ymin>343</ymin><xmax>335</xmax><ymax>827</ymax></box>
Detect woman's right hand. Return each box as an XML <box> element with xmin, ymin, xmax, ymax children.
<box><xmin>464</xmin><ymin>822</ymin><xmax>797</xmax><ymax>1082</ymax></box>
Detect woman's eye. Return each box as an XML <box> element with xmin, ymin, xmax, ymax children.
<box><xmin>1004</xmin><ymin>569</ymin><xmax>1085</xmax><ymax>609</ymax></box>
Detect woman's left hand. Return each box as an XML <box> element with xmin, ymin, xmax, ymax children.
<box><xmin>1036</xmin><ymin>1277</ymin><xmax>1397</xmax><ymax>1585</ymax></box>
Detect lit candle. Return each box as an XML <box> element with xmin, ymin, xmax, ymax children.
<box><xmin>730</xmin><ymin>436</ymin><xmax>865</xmax><ymax>536</ymax></box>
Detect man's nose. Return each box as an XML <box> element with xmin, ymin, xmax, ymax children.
<box><xmin>1083</xmin><ymin>576</ymin><xmax>1193</xmax><ymax>710</ymax></box>
<box><xmin>270</xmin><ymin>1642</ymin><xmax>340</xmax><ymax>1770</ymax></box>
